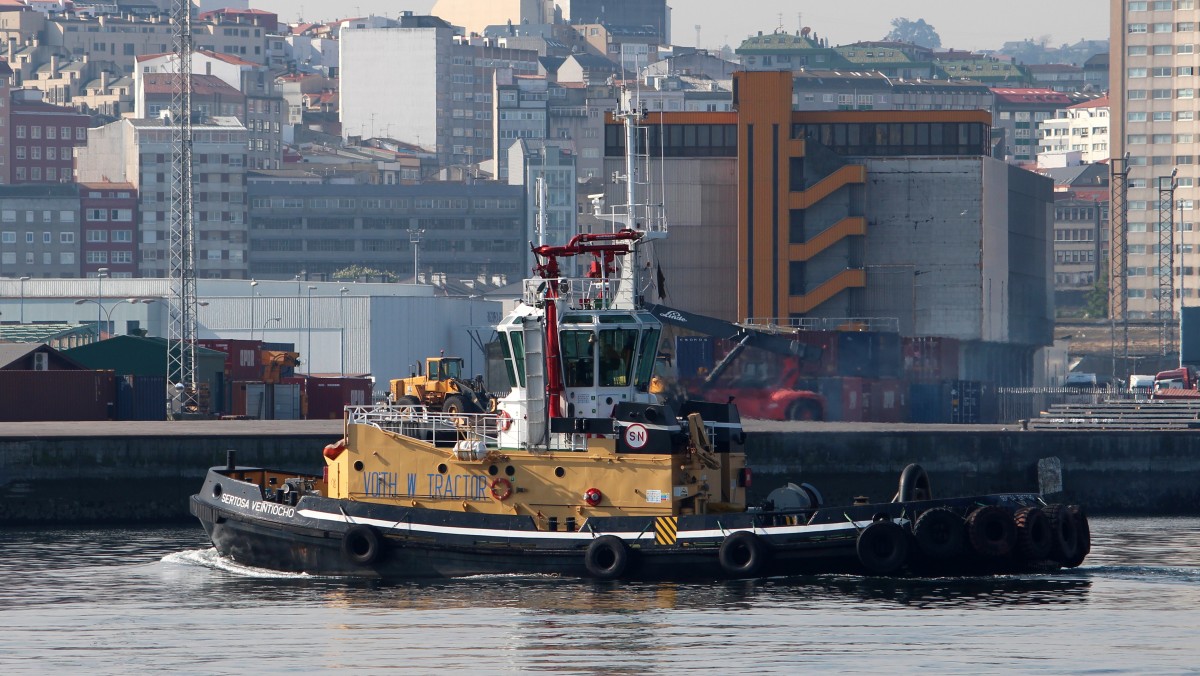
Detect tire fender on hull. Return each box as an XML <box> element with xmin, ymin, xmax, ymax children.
<box><xmin>343</xmin><ymin>525</ymin><xmax>385</xmax><ymax>566</ymax></box>
<box><xmin>1044</xmin><ymin>503</ymin><xmax>1082</xmax><ymax>565</ymax></box>
<box><xmin>1013</xmin><ymin>506</ymin><xmax>1053</xmax><ymax>561</ymax></box>
<box><xmin>912</xmin><ymin>507</ymin><xmax>965</xmax><ymax>560</ymax></box>
<box><xmin>966</xmin><ymin>505</ymin><xmax>1016</xmax><ymax>558</ymax></box>
<box><xmin>856</xmin><ymin>520</ymin><xmax>910</xmax><ymax>575</ymax></box>
<box><xmin>718</xmin><ymin>531</ymin><xmax>769</xmax><ymax>578</ymax></box>
<box><xmin>1062</xmin><ymin>505</ymin><xmax>1091</xmax><ymax>568</ymax></box>
<box><xmin>585</xmin><ymin>535</ymin><xmax>630</xmax><ymax>580</ymax></box>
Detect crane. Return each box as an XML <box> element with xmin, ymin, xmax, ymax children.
<box><xmin>167</xmin><ymin>0</ymin><xmax>200</xmax><ymax>416</ymax></box>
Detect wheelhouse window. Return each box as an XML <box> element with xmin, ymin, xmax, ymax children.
<box><xmin>561</xmin><ymin>330</ymin><xmax>595</xmax><ymax>387</ymax></box>
<box><xmin>598</xmin><ymin>329</ymin><xmax>638</xmax><ymax>387</ymax></box>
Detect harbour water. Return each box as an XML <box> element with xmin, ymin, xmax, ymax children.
<box><xmin>1</xmin><ymin>517</ymin><xmax>1198</xmax><ymax>674</ymax></box>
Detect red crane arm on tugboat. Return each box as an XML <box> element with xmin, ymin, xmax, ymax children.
<box><xmin>531</xmin><ymin>229</ymin><xmax>640</xmax><ymax>282</ymax></box>
<box><xmin>532</xmin><ymin>229</ymin><xmax>641</xmax><ymax>420</ymax></box>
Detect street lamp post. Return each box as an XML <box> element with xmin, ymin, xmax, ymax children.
<box><xmin>249</xmin><ymin>279</ymin><xmax>259</xmax><ymax>342</ymax></box>
<box><xmin>19</xmin><ymin>276</ymin><xmax>29</xmax><ymax>324</ymax></box>
<box><xmin>260</xmin><ymin>316</ymin><xmax>281</xmax><ymax>342</ymax></box>
<box><xmin>95</xmin><ymin>267</ymin><xmax>109</xmax><ymax>340</ymax></box>
<box><xmin>408</xmin><ymin>228</ymin><xmax>425</xmax><ymax>283</ymax></box>
<box><xmin>339</xmin><ymin>286</ymin><xmax>349</xmax><ymax>377</ymax></box>
<box><xmin>306</xmin><ymin>284</ymin><xmax>317</xmax><ymax>374</ymax></box>
<box><xmin>75</xmin><ymin>297</ymin><xmax>152</xmax><ymax>336</ymax></box>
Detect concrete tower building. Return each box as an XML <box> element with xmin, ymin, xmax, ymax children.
<box><xmin>1110</xmin><ymin>0</ymin><xmax>1200</xmax><ymax>321</ymax></box>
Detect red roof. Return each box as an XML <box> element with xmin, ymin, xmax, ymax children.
<box><xmin>142</xmin><ymin>73</ymin><xmax>243</xmax><ymax>97</ymax></box>
<box><xmin>990</xmin><ymin>88</ymin><xmax>1073</xmax><ymax>105</ymax></box>
<box><xmin>135</xmin><ymin>49</ymin><xmax>259</xmax><ymax>68</ymax></box>
<box><xmin>1068</xmin><ymin>95</ymin><xmax>1109</xmax><ymax>109</ymax></box>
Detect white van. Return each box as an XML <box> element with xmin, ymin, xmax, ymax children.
<box><xmin>1129</xmin><ymin>374</ymin><xmax>1155</xmax><ymax>394</ymax></box>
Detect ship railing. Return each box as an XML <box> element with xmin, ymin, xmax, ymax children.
<box><xmin>742</xmin><ymin>316</ymin><xmax>901</xmax><ymax>333</ymax></box>
<box><xmin>346</xmin><ymin>405</ymin><xmax>503</xmax><ymax>452</ymax></box>
<box><xmin>522</xmin><ymin>277</ymin><xmax>632</xmax><ymax>310</ymax></box>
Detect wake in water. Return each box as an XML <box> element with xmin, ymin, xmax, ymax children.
<box><xmin>161</xmin><ymin>548</ymin><xmax>321</xmax><ymax>579</ymax></box>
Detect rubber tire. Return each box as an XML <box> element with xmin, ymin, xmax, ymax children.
<box><xmin>1044</xmin><ymin>503</ymin><xmax>1080</xmax><ymax>565</ymax></box>
<box><xmin>585</xmin><ymin>535</ymin><xmax>630</xmax><ymax>580</ymax></box>
<box><xmin>342</xmin><ymin>525</ymin><xmax>384</xmax><ymax>566</ymax></box>
<box><xmin>966</xmin><ymin>506</ymin><xmax>1017</xmax><ymax>558</ymax></box>
<box><xmin>1062</xmin><ymin>505</ymin><xmax>1090</xmax><ymax>568</ymax></box>
<box><xmin>718</xmin><ymin>531</ymin><xmax>769</xmax><ymax>578</ymax></box>
<box><xmin>443</xmin><ymin>394</ymin><xmax>470</xmax><ymax>414</ymax></box>
<box><xmin>786</xmin><ymin>401</ymin><xmax>819</xmax><ymax>421</ymax></box>
<box><xmin>856</xmin><ymin>520</ymin><xmax>910</xmax><ymax>575</ymax></box>
<box><xmin>895</xmin><ymin>463</ymin><xmax>933</xmax><ymax>502</ymax></box>
<box><xmin>1013</xmin><ymin>507</ymin><xmax>1054</xmax><ymax>561</ymax></box>
<box><xmin>912</xmin><ymin>507</ymin><xmax>965</xmax><ymax>560</ymax></box>
<box><xmin>396</xmin><ymin>395</ymin><xmax>421</xmax><ymax>409</ymax></box>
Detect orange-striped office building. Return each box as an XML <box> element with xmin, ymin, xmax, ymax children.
<box><xmin>605</xmin><ymin>70</ymin><xmax>1055</xmax><ymax>385</ymax></box>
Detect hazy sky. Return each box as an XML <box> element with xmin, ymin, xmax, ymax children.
<box><xmin>254</xmin><ymin>0</ymin><xmax>1108</xmax><ymax>51</ymax></box>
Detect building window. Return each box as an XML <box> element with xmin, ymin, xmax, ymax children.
<box><xmin>86</xmin><ymin>251</ymin><xmax>107</xmax><ymax>263</ymax></box>
<box><xmin>60</xmin><ymin>232</ymin><xmax>74</xmax><ymax>243</ymax></box>
<box><xmin>86</xmin><ymin>230</ymin><xmax>108</xmax><ymax>242</ymax></box>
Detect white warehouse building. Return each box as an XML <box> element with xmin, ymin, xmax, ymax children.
<box><xmin>0</xmin><ymin>278</ymin><xmax>504</xmax><ymax>390</ymax></box>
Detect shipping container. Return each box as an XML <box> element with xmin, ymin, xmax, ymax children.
<box><xmin>903</xmin><ymin>337</ymin><xmax>961</xmax><ymax>382</ymax></box>
<box><xmin>0</xmin><ymin>370</ymin><xmax>115</xmax><ymax>421</ymax></box>
<box><xmin>285</xmin><ymin>376</ymin><xmax>373</xmax><ymax>419</ymax></box>
<box><xmin>795</xmin><ymin>331</ymin><xmax>837</xmax><ymax>377</ymax></box>
<box><xmin>232</xmin><ymin>381</ymin><xmax>263</xmax><ymax>418</ymax></box>
<box><xmin>835</xmin><ymin>332</ymin><xmax>901</xmax><ymax>378</ymax></box>
<box><xmin>816</xmin><ymin>377</ymin><xmax>844</xmax><ymax>421</ymax></box>
<box><xmin>869</xmin><ymin>378</ymin><xmax>906</xmax><ymax>423</ymax></box>
<box><xmin>115</xmin><ymin>374</ymin><xmax>167</xmax><ymax>421</ymax></box>
<box><xmin>840</xmin><ymin>376</ymin><xmax>866</xmax><ymax>423</ymax></box>
<box><xmin>273</xmin><ymin>383</ymin><xmax>301</xmax><ymax>420</ymax></box>
<box><xmin>908</xmin><ymin>382</ymin><xmax>947</xmax><ymax>423</ymax></box>
<box><xmin>948</xmin><ymin>379</ymin><xmax>983</xmax><ymax>424</ymax></box>
<box><xmin>674</xmin><ymin>336</ymin><xmax>714</xmax><ymax>381</ymax></box>
<box><xmin>197</xmin><ymin>339</ymin><xmax>264</xmax><ymax>383</ymax></box>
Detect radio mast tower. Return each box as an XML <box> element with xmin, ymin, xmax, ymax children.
<box><xmin>168</xmin><ymin>0</ymin><xmax>199</xmax><ymax>413</ymax></box>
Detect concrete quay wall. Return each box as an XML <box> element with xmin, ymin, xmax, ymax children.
<box><xmin>0</xmin><ymin>423</ymin><xmax>1196</xmax><ymax>524</ymax></box>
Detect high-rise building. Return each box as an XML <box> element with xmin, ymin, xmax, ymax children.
<box><xmin>75</xmin><ymin>118</ymin><xmax>250</xmax><ymax>279</ymax></box>
<box><xmin>340</xmin><ymin>13</ymin><xmax>539</xmax><ymax>169</ymax></box>
<box><xmin>1110</xmin><ymin>0</ymin><xmax>1199</xmax><ymax>321</ymax></box>
<box><xmin>569</xmin><ymin>0</ymin><xmax>670</xmax><ymax>44</ymax></box>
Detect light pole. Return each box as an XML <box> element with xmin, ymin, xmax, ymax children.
<box><xmin>249</xmin><ymin>279</ymin><xmax>259</xmax><ymax>342</ymax></box>
<box><xmin>408</xmin><ymin>228</ymin><xmax>425</xmax><ymax>283</ymax></box>
<box><xmin>306</xmin><ymin>284</ymin><xmax>317</xmax><ymax>374</ymax></box>
<box><xmin>74</xmin><ymin>297</ymin><xmax>152</xmax><ymax>336</ymax></box>
<box><xmin>19</xmin><ymin>276</ymin><xmax>29</xmax><ymax>324</ymax></box>
<box><xmin>95</xmin><ymin>267</ymin><xmax>109</xmax><ymax>340</ymax></box>
<box><xmin>260</xmin><ymin>316</ymin><xmax>281</xmax><ymax>342</ymax></box>
<box><xmin>339</xmin><ymin>286</ymin><xmax>348</xmax><ymax>377</ymax></box>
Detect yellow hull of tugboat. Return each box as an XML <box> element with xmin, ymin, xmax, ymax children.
<box><xmin>324</xmin><ymin>422</ymin><xmax>744</xmax><ymax>526</ymax></box>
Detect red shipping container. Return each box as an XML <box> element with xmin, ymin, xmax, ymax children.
<box><xmin>840</xmin><ymin>376</ymin><xmax>865</xmax><ymax>423</ymax></box>
<box><xmin>795</xmin><ymin>330</ymin><xmax>838</xmax><ymax>377</ymax></box>
<box><xmin>285</xmin><ymin>376</ymin><xmax>374</xmax><ymax>419</ymax></box>
<box><xmin>0</xmin><ymin>370</ymin><xmax>115</xmax><ymax>421</ymax></box>
<box><xmin>903</xmin><ymin>337</ymin><xmax>961</xmax><ymax>382</ymax></box>
<box><xmin>869</xmin><ymin>378</ymin><xmax>907</xmax><ymax>423</ymax></box>
<box><xmin>197</xmin><ymin>339</ymin><xmax>264</xmax><ymax>382</ymax></box>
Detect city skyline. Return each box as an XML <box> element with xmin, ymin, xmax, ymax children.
<box><xmin>260</xmin><ymin>0</ymin><xmax>1109</xmax><ymax>52</ymax></box>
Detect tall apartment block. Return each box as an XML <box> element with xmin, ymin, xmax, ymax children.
<box><xmin>76</xmin><ymin>118</ymin><xmax>250</xmax><ymax>279</ymax></box>
<box><xmin>1111</xmin><ymin>0</ymin><xmax>1200</xmax><ymax>319</ymax></box>
<box><xmin>340</xmin><ymin>13</ymin><xmax>539</xmax><ymax>170</ymax></box>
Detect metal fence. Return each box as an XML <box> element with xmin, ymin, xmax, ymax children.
<box><xmin>995</xmin><ymin>386</ymin><xmax>1134</xmax><ymax>424</ymax></box>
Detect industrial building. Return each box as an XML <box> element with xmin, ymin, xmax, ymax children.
<box><xmin>0</xmin><ymin>277</ymin><xmax>503</xmax><ymax>394</ymax></box>
<box><xmin>602</xmin><ymin>71</ymin><xmax>1054</xmax><ymax>385</ymax></box>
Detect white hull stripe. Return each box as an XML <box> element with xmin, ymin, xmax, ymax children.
<box><xmin>294</xmin><ymin>508</ymin><xmax>876</xmax><ymax>542</ymax></box>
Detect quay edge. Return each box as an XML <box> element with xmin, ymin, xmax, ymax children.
<box><xmin>0</xmin><ymin>421</ymin><xmax>1196</xmax><ymax>524</ymax></box>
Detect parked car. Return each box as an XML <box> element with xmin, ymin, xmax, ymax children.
<box><xmin>1129</xmin><ymin>374</ymin><xmax>1155</xmax><ymax>395</ymax></box>
<box><xmin>1063</xmin><ymin>372</ymin><xmax>1099</xmax><ymax>389</ymax></box>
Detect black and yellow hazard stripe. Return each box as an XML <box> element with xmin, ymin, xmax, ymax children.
<box><xmin>654</xmin><ymin>516</ymin><xmax>678</xmax><ymax>545</ymax></box>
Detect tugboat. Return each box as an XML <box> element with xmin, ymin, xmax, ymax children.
<box><xmin>190</xmin><ymin>105</ymin><xmax>1090</xmax><ymax>580</ymax></box>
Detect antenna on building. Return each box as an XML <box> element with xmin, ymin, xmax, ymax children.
<box><xmin>695</xmin><ymin>24</ymin><xmax>701</xmax><ymax>49</ymax></box>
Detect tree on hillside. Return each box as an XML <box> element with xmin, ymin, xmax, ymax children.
<box><xmin>1085</xmin><ymin>266</ymin><xmax>1109</xmax><ymax>319</ymax></box>
<box><xmin>884</xmin><ymin>18</ymin><xmax>942</xmax><ymax>49</ymax></box>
